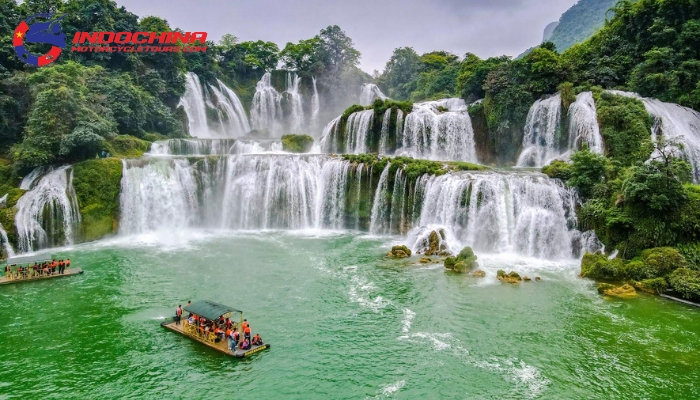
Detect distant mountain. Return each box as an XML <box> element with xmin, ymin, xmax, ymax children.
<box><xmin>518</xmin><ymin>0</ymin><xmax>619</xmax><ymax>58</ymax></box>
<box><xmin>548</xmin><ymin>0</ymin><xmax>618</xmax><ymax>52</ymax></box>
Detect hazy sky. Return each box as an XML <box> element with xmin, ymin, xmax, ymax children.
<box><xmin>116</xmin><ymin>0</ymin><xmax>578</xmax><ymax>73</ymax></box>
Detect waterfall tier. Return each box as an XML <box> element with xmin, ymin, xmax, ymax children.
<box><xmin>179</xmin><ymin>72</ymin><xmax>250</xmax><ymax>138</ymax></box>
<box><xmin>516</xmin><ymin>94</ymin><xmax>563</xmax><ymax>167</ymax></box>
<box><xmin>360</xmin><ymin>84</ymin><xmax>387</xmax><ymax>106</ymax></box>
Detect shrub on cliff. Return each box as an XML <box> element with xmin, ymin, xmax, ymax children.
<box><xmin>542</xmin><ymin>160</ymin><xmax>572</xmax><ymax>181</ymax></box>
<box><xmin>281</xmin><ymin>135</ymin><xmax>314</xmax><ymax>153</ymax></box>
<box><xmin>71</xmin><ymin>158</ymin><xmax>123</xmax><ymax>242</ymax></box>
<box><xmin>580</xmin><ymin>252</ymin><xmax>627</xmax><ymax>280</ymax></box>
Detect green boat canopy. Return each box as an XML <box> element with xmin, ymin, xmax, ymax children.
<box><xmin>4</xmin><ymin>254</ymin><xmax>53</xmax><ymax>265</ymax></box>
<box><xmin>184</xmin><ymin>300</ymin><xmax>242</xmax><ymax>320</ymax></box>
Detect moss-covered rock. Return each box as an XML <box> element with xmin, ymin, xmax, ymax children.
<box><xmin>281</xmin><ymin>134</ymin><xmax>314</xmax><ymax>153</ymax></box>
<box><xmin>445</xmin><ymin>246</ymin><xmax>478</xmax><ymax>273</ymax></box>
<box><xmin>417</xmin><ymin>229</ymin><xmax>448</xmax><ymax>256</ymax></box>
<box><xmin>599</xmin><ymin>283</ymin><xmax>637</xmax><ymax>298</ymax></box>
<box><xmin>632</xmin><ymin>278</ymin><xmax>669</xmax><ymax>294</ymax></box>
<box><xmin>104</xmin><ymin>135</ymin><xmax>151</xmax><ymax>158</ymax></box>
<box><xmin>580</xmin><ymin>252</ymin><xmax>628</xmax><ymax>280</ymax></box>
<box><xmin>471</xmin><ymin>269</ymin><xmax>486</xmax><ymax>278</ymax></box>
<box><xmin>497</xmin><ymin>270</ymin><xmax>523</xmax><ymax>283</ymax></box>
<box><xmin>71</xmin><ymin>158</ymin><xmax>123</xmax><ymax>242</ymax></box>
<box><xmin>388</xmin><ymin>245</ymin><xmax>412</xmax><ymax>258</ymax></box>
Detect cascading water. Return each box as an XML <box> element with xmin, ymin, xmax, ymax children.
<box><xmin>399</xmin><ymin>99</ymin><xmax>478</xmax><ymax>162</ymax></box>
<box><xmin>345</xmin><ymin>110</ymin><xmax>374</xmax><ymax>154</ymax></box>
<box><xmin>178</xmin><ymin>72</ymin><xmax>250</xmax><ymax>138</ymax></box>
<box><xmin>0</xmin><ymin>224</ymin><xmax>15</xmax><ymax>258</ymax></box>
<box><xmin>369</xmin><ymin>162</ymin><xmax>392</xmax><ymax>234</ymax></box>
<box><xmin>405</xmin><ymin>170</ymin><xmax>579</xmax><ymax>259</ymax></box>
<box><xmin>568</xmin><ymin>92</ymin><xmax>604</xmax><ymax>155</ymax></box>
<box><xmin>378</xmin><ymin>108</ymin><xmax>392</xmax><ymax>154</ymax></box>
<box><xmin>607</xmin><ymin>90</ymin><xmax>700</xmax><ymax>182</ymax></box>
<box><xmin>310</xmin><ymin>77</ymin><xmax>320</xmax><ymax>134</ymax></box>
<box><xmin>179</xmin><ymin>72</ymin><xmax>209</xmax><ymax>138</ymax></box>
<box><xmin>149</xmin><ymin>139</ymin><xmax>238</xmax><ymax>156</ymax></box>
<box><xmin>360</xmin><ymin>83</ymin><xmax>387</xmax><ymax>106</ymax></box>
<box><xmin>250</xmin><ymin>72</ymin><xmax>283</xmax><ymax>136</ymax></box>
<box><xmin>285</xmin><ymin>73</ymin><xmax>305</xmax><ymax>134</ymax></box>
<box><xmin>319</xmin><ymin>117</ymin><xmax>341</xmax><ymax>153</ymax></box>
<box><xmin>516</xmin><ymin>94</ymin><xmax>563</xmax><ymax>167</ymax></box>
<box><xmin>15</xmin><ymin>166</ymin><xmax>81</xmax><ymax>252</ymax></box>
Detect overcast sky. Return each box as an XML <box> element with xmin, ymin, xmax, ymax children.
<box><xmin>116</xmin><ymin>0</ymin><xmax>578</xmax><ymax>73</ymax></box>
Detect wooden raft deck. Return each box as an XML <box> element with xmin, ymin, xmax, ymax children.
<box><xmin>0</xmin><ymin>268</ymin><xmax>83</xmax><ymax>285</ymax></box>
<box><xmin>161</xmin><ymin>320</ymin><xmax>270</xmax><ymax>358</ymax></box>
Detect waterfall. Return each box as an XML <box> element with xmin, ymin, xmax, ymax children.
<box><xmin>409</xmin><ymin>170</ymin><xmax>578</xmax><ymax>259</ymax></box>
<box><xmin>178</xmin><ymin>72</ymin><xmax>251</xmax><ymax>138</ymax></box>
<box><xmin>149</xmin><ymin>139</ymin><xmax>237</xmax><ymax>156</ymax></box>
<box><xmin>360</xmin><ymin>83</ymin><xmax>387</xmax><ymax>106</ymax></box>
<box><xmin>0</xmin><ymin>224</ymin><xmax>15</xmax><ymax>258</ymax></box>
<box><xmin>230</xmin><ymin>140</ymin><xmax>283</xmax><ymax>155</ymax></box>
<box><xmin>179</xmin><ymin>72</ymin><xmax>209</xmax><ymax>138</ymax></box>
<box><xmin>15</xmin><ymin>166</ymin><xmax>81</xmax><ymax>252</ymax></box>
<box><xmin>119</xmin><ymin>155</ymin><xmax>353</xmax><ymax>232</ymax></box>
<box><xmin>285</xmin><ymin>73</ymin><xmax>305</xmax><ymax>134</ymax></box>
<box><xmin>369</xmin><ymin>162</ymin><xmax>392</xmax><ymax>234</ymax></box>
<box><xmin>399</xmin><ymin>99</ymin><xmax>477</xmax><ymax>162</ymax></box>
<box><xmin>345</xmin><ymin>110</ymin><xmax>374</xmax><ymax>154</ymax></box>
<box><xmin>516</xmin><ymin>94</ymin><xmax>563</xmax><ymax>167</ymax></box>
<box><xmin>378</xmin><ymin>108</ymin><xmax>392</xmax><ymax>154</ymax></box>
<box><xmin>212</xmin><ymin>79</ymin><xmax>251</xmax><ymax>135</ymax></box>
<box><xmin>607</xmin><ymin>90</ymin><xmax>700</xmax><ymax>182</ymax></box>
<box><xmin>319</xmin><ymin>117</ymin><xmax>341</xmax><ymax>153</ymax></box>
<box><xmin>250</xmin><ymin>72</ymin><xmax>282</xmax><ymax>136</ymax></box>
<box><xmin>310</xmin><ymin>77</ymin><xmax>320</xmax><ymax>134</ymax></box>
<box><xmin>568</xmin><ymin>92</ymin><xmax>604</xmax><ymax>155</ymax></box>
<box><xmin>395</xmin><ymin>109</ymin><xmax>404</xmax><ymax>145</ymax></box>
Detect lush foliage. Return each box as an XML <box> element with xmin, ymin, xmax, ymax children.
<box><xmin>281</xmin><ymin>134</ymin><xmax>314</xmax><ymax>153</ymax></box>
<box><xmin>376</xmin><ymin>49</ymin><xmax>461</xmax><ymax>102</ymax></box>
<box><xmin>71</xmin><ymin>157</ymin><xmax>123</xmax><ymax>242</ymax></box>
<box><xmin>548</xmin><ymin>0</ymin><xmax>619</xmax><ymax>53</ymax></box>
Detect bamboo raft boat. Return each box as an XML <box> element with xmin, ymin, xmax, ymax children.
<box><xmin>161</xmin><ymin>300</ymin><xmax>270</xmax><ymax>358</ymax></box>
<box><xmin>1</xmin><ymin>254</ymin><xmax>83</xmax><ymax>285</ymax></box>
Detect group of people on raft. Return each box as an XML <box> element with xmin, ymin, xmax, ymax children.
<box><xmin>175</xmin><ymin>303</ymin><xmax>264</xmax><ymax>352</ymax></box>
<box><xmin>4</xmin><ymin>259</ymin><xmax>71</xmax><ymax>279</ymax></box>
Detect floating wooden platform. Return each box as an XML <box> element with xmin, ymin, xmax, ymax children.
<box><xmin>161</xmin><ymin>320</ymin><xmax>270</xmax><ymax>358</ymax></box>
<box><xmin>0</xmin><ymin>268</ymin><xmax>83</xmax><ymax>285</ymax></box>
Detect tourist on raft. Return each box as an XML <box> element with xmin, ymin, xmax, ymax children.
<box><xmin>252</xmin><ymin>334</ymin><xmax>264</xmax><ymax>346</ymax></box>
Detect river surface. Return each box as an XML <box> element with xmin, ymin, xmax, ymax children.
<box><xmin>1</xmin><ymin>231</ymin><xmax>699</xmax><ymax>399</ymax></box>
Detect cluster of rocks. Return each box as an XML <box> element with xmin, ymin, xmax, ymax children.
<box><xmin>497</xmin><ymin>270</ymin><xmax>541</xmax><ymax>284</ymax></box>
<box><xmin>597</xmin><ymin>283</ymin><xmax>637</xmax><ymax>298</ymax></box>
<box><xmin>387</xmin><ymin>245</ymin><xmax>412</xmax><ymax>258</ymax></box>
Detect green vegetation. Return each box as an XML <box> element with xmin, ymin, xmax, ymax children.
<box><xmin>376</xmin><ymin>49</ymin><xmax>461</xmax><ymax>101</ymax></box>
<box><xmin>548</xmin><ymin>0</ymin><xmax>620</xmax><ymax>53</ymax></box>
<box><xmin>444</xmin><ymin>246</ymin><xmax>478</xmax><ymax>273</ymax></box>
<box><xmin>71</xmin><ymin>158</ymin><xmax>123</xmax><ymax>243</ymax></box>
<box><xmin>104</xmin><ymin>135</ymin><xmax>152</xmax><ymax>158</ymax></box>
<box><xmin>281</xmin><ymin>135</ymin><xmax>314</xmax><ymax>153</ymax></box>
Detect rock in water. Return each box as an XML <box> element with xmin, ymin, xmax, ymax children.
<box><xmin>388</xmin><ymin>245</ymin><xmax>412</xmax><ymax>258</ymax></box>
<box><xmin>418</xmin><ymin>229</ymin><xmax>449</xmax><ymax>255</ymax></box>
<box><xmin>598</xmin><ymin>283</ymin><xmax>637</xmax><ymax>298</ymax></box>
<box><xmin>471</xmin><ymin>269</ymin><xmax>486</xmax><ymax>278</ymax></box>
<box><xmin>497</xmin><ymin>270</ymin><xmax>523</xmax><ymax>283</ymax></box>
<box><xmin>523</xmin><ymin>276</ymin><xmax>532</xmax><ymax>281</ymax></box>
<box><xmin>444</xmin><ymin>246</ymin><xmax>478</xmax><ymax>273</ymax></box>
<box><xmin>419</xmin><ymin>257</ymin><xmax>431</xmax><ymax>264</ymax></box>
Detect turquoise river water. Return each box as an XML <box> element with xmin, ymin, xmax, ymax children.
<box><xmin>1</xmin><ymin>231</ymin><xmax>699</xmax><ymax>399</ymax></box>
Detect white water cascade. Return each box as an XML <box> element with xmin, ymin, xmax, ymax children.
<box><xmin>568</xmin><ymin>92</ymin><xmax>604</xmax><ymax>155</ymax></box>
<box><xmin>607</xmin><ymin>90</ymin><xmax>700</xmax><ymax>182</ymax></box>
<box><xmin>360</xmin><ymin>83</ymin><xmax>387</xmax><ymax>106</ymax></box>
<box><xmin>345</xmin><ymin>110</ymin><xmax>374</xmax><ymax>154</ymax></box>
<box><xmin>310</xmin><ymin>77</ymin><xmax>320</xmax><ymax>134</ymax></box>
<box><xmin>378</xmin><ymin>108</ymin><xmax>392</xmax><ymax>154</ymax></box>
<box><xmin>149</xmin><ymin>139</ymin><xmax>238</xmax><ymax>156</ymax></box>
<box><xmin>15</xmin><ymin>166</ymin><xmax>81</xmax><ymax>252</ymax></box>
<box><xmin>516</xmin><ymin>94</ymin><xmax>563</xmax><ymax>167</ymax></box>
<box><xmin>285</xmin><ymin>73</ymin><xmax>305</xmax><ymax>134</ymax></box>
<box><xmin>399</xmin><ymin>99</ymin><xmax>477</xmax><ymax>162</ymax></box>
<box><xmin>250</xmin><ymin>72</ymin><xmax>283</xmax><ymax>136</ymax></box>
<box><xmin>405</xmin><ymin>170</ymin><xmax>579</xmax><ymax>259</ymax></box>
<box><xmin>319</xmin><ymin>117</ymin><xmax>341</xmax><ymax>153</ymax></box>
<box><xmin>178</xmin><ymin>72</ymin><xmax>250</xmax><ymax>138</ymax></box>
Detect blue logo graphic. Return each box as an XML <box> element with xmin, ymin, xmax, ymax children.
<box><xmin>14</xmin><ymin>13</ymin><xmax>67</xmax><ymax>67</ymax></box>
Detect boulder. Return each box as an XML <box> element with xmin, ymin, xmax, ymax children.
<box><xmin>444</xmin><ymin>246</ymin><xmax>478</xmax><ymax>273</ymax></box>
<box><xmin>471</xmin><ymin>269</ymin><xmax>486</xmax><ymax>278</ymax></box>
<box><xmin>419</xmin><ymin>257</ymin><xmax>431</xmax><ymax>264</ymax></box>
<box><xmin>535</xmin><ymin>276</ymin><xmax>541</xmax><ymax>281</ymax></box>
<box><xmin>388</xmin><ymin>245</ymin><xmax>412</xmax><ymax>258</ymax></box>
<box><xmin>497</xmin><ymin>270</ymin><xmax>522</xmax><ymax>284</ymax></box>
<box><xmin>523</xmin><ymin>276</ymin><xmax>531</xmax><ymax>282</ymax></box>
<box><xmin>599</xmin><ymin>283</ymin><xmax>637</xmax><ymax>298</ymax></box>
<box><xmin>419</xmin><ymin>229</ymin><xmax>448</xmax><ymax>256</ymax></box>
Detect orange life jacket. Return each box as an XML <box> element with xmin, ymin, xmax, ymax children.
<box><xmin>244</xmin><ymin>326</ymin><xmax>251</xmax><ymax>334</ymax></box>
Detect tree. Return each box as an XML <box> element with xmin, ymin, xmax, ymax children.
<box><xmin>379</xmin><ymin>47</ymin><xmax>421</xmax><ymax>99</ymax></box>
<box><xmin>568</xmin><ymin>147</ymin><xmax>609</xmax><ymax>199</ymax></box>
<box><xmin>280</xmin><ymin>37</ymin><xmax>324</xmax><ymax>77</ymax></box>
<box><xmin>317</xmin><ymin>25</ymin><xmax>360</xmax><ymax>77</ymax></box>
